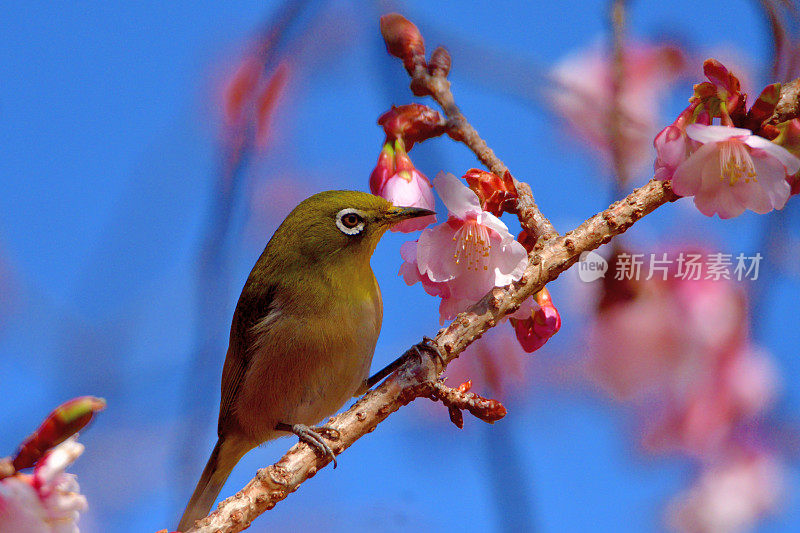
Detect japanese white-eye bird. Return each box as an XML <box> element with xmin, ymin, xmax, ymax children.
<box><xmin>177</xmin><ymin>190</ymin><xmax>434</xmax><ymax>531</ymax></box>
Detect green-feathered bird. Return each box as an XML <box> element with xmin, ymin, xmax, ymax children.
<box><xmin>177</xmin><ymin>191</ymin><xmax>433</xmax><ymax>531</ymax></box>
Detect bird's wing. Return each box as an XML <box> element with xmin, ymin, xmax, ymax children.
<box><xmin>218</xmin><ymin>284</ymin><xmax>276</xmax><ymax>436</ymax></box>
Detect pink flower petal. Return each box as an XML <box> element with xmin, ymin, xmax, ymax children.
<box><xmin>685</xmin><ymin>124</ymin><xmax>752</xmax><ymax>144</ymax></box>
<box><xmin>438</xmin><ymin>295</ymin><xmax>474</xmax><ymax>323</ymax></box>
<box><xmin>751</xmin><ymin>156</ymin><xmax>791</xmax><ymax>210</ymax></box>
<box><xmin>433</xmin><ymin>171</ymin><xmax>482</xmax><ymax>219</ymax></box>
<box><xmin>477</xmin><ymin>211</ymin><xmax>513</xmax><ymax>239</ymax></box>
<box><xmin>491</xmin><ymin>236</ymin><xmax>529</xmax><ymax>286</ymax></box>
<box><xmin>654</xmin><ymin>125</ymin><xmax>689</xmax><ymax>181</ymax></box>
<box><xmin>694</xmin><ymin>187</ymin><xmax>746</xmax><ymax>219</ymax></box>
<box><xmin>730</xmin><ymin>179</ymin><xmax>772</xmax><ymax>214</ymax></box>
<box><xmin>746</xmin><ymin>136</ymin><xmax>800</xmax><ymax>173</ymax></box>
<box><xmin>392</xmin><ymin>215</ymin><xmax>437</xmax><ymax>233</ymax></box>
<box><xmin>672</xmin><ymin>142</ymin><xmax>720</xmax><ymax>196</ymax></box>
<box><xmin>416</xmin><ymin>220</ymin><xmax>460</xmax><ymax>283</ymax></box>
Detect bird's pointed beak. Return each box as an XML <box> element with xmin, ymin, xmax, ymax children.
<box><xmin>383</xmin><ymin>205</ymin><xmax>436</xmax><ymax>224</ymax></box>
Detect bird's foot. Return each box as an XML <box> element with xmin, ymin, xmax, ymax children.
<box><xmin>412</xmin><ymin>336</ymin><xmax>445</xmax><ymax>369</ymax></box>
<box><xmin>277</xmin><ymin>423</ymin><xmax>339</xmax><ymax>468</ymax></box>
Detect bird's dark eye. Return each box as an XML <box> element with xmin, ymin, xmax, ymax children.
<box><xmin>341</xmin><ymin>213</ymin><xmax>362</xmax><ymax>228</ymax></box>
<box><xmin>335</xmin><ymin>208</ymin><xmax>366</xmax><ymax>235</ymax></box>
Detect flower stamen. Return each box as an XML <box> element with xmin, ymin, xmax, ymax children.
<box><xmin>453</xmin><ymin>220</ymin><xmax>491</xmax><ymax>271</ymax></box>
<box><xmin>719</xmin><ymin>138</ymin><xmax>757</xmax><ymax>185</ymax></box>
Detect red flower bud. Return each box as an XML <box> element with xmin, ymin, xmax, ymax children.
<box><xmin>512</xmin><ymin>288</ymin><xmax>560</xmax><ymax>353</ymax></box>
<box><xmin>703</xmin><ymin>58</ymin><xmax>740</xmax><ymax>95</ymax></box>
<box><xmin>13</xmin><ymin>396</ymin><xmax>106</xmax><ymax>471</ymax></box>
<box><xmin>380</xmin><ymin>13</ymin><xmax>426</xmax><ymax>74</ymax></box>
<box><xmin>517</xmin><ymin>229</ymin><xmax>537</xmax><ymax>253</ymax></box>
<box><xmin>463</xmin><ymin>169</ymin><xmax>518</xmax><ymax>216</ymax></box>
<box><xmin>377</xmin><ymin>104</ymin><xmax>446</xmax><ymax>149</ymax></box>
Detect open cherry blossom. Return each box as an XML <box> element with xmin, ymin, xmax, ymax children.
<box><xmin>668</xmin><ymin>125</ymin><xmax>800</xmax><ymax>218</ymax></box>
<box><xmin>400</xmin><ymin>172</ymin><xmax>528</xmax><ymax>323</ymax></box>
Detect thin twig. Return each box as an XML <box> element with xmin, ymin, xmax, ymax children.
<box><xmin>760</xmin><ymin>0</ymin><xmax>788</xmax><ymax>80</ymax></box>
<box><xmin>608</xmin><ymin>0</ymin><xmax>631</xmax><ymax>196</ymax></box>
<box><xmin>423</xmin><ymin>380</ymin><xmax>507</xmax><ymax>428</ymax></box>
<box><xmin>407</xmin><ymin>55</ymin><xmax>558</xmax><ymax>241</ymax></box>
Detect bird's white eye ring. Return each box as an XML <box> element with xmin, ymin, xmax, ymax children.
<box><xmin>336</xmin><ymin>208</ymin><xmax>366</xmax><ymax>235</ymax></box>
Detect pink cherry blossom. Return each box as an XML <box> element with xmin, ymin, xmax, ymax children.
<box><xmin>668</xmin><ymin>124</ymin><xmax>800</xmax><ymax>218</ymax></box>
<box><xmin>400</xmin><ymin>172</ymin><xmax>528</xmax><ymax>323</ymax></box>
<box><xmin>0</xmin><ymin>436</ymin><xmax>88</xmax><ymax>533</ymax></box>
<box><xmin>645</xmin><ymin>347</ymin><xmax>778</xmax><ymax>458</ymax></box>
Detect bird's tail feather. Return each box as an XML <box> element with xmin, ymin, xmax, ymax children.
<box><xmin>177</xmin><ymin>436</ymin><xmax>250</xmax><ymax>532</ymax></box>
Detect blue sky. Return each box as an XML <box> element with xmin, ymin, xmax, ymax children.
<box><xmin>1</xmin><ymin>1</ymin><xmax>799</xmax><ymax>531</ymax></box>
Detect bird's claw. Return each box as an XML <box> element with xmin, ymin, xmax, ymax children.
<box><xmin>289</xmin><ymin>423</ymin><xmax>339</xmax><ymax>468</ymax></box>
<box><xmin>412</xmin><ymin>336</ymin><xmax>445</xmax><ymax>369</ymax></box>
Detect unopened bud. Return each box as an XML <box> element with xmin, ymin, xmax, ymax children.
<box><xmin>380</xmin><ymin>13</ymin><xmax>426</xmax><ymax>74</ymax></box>
<box><xmin>512</xmin><ymin>288</ymin><xmax>560</xmax><ymax>353</ymax></box>
<box><xmin>378</xmin><ymin>104</ymin><xmax>446</xmax><ymax>149</ymax></box>
<box><xmin>428</xmin><ymin>46</ymin><xmax>451</xmax><ymax>77</ymax></box>
<box><xmin>703</xmin><ymin>58</ymin><xmax>740</xmax><ymax>95</ymax></box>
<box><xmin>13</xmin><ymin>396</ymin><xmax>106</xmax><ymax>471</ymax></box>
<box><xmin>464</xmin><ymin>169</ymin><xmax>518</xmax><ymax>216</ymax></box>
